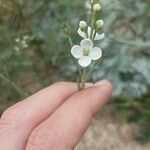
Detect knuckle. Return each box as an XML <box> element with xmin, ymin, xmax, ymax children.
<box><xmin>27</xmin><ymin>127</ymin><xmax>75</xmax><ymax>150</ymax></box>
<box><xmin>0</xmin><ymin>106</ymin><xmax>20</xmax><ymax>134</ymax></box>
<box><xmin>27</xmin><ymin>128</ymin><xmax>56</xmax><ymax>149</ymax></box>
<box><xmin>0</xmin><ymin>104</ymin><xmax>29</xmax><ymax>129</ymax></box>
<box><xmin>1</xmin><ymin>106</ymin><xmax>17</xmax><ymax>122</ymax></box>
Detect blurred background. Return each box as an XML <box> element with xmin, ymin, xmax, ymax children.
<box><xmin>0</xmin><ymin>0</ymin><xmax>150</xmax><ymax>149</ymax></box>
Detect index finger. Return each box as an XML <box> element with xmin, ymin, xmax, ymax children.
<box><xmin>0</xmin><ymin>82</ymin><xmax>78</xmax><ymax>150</ymax></box>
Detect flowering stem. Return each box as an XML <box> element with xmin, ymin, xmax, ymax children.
<box><xmin>92</xmin><ymin>30</ymin><xmax>97</xmax><ymax>41</ymax></box>
<box><xmin>68</xmin><ymin>36</ymin><xmax>73</xmax><ymax>47</ymax></box>
<box><xmin>75</xmin><ymin>59</ymin><xmax>82</xmax><ymax>78</ymax></box>
<box><xmin>78</xmin><ymin>3</ymin><xmax>102</xmax><ymax>91</ymax></box>
<box><xmin>80</xmin><ymin>68</ymin><xmax>86</xmax><ymax>90</ymax></box>
<box><xmin>90</xmin><ymin>2</ymin><xmax>94</xmax><ymax>39</ymax></box>
<box><xmin>77</xmin><ymin>77</ymin><xmax>81</xmax><ymax>91</ymax></box>
<box><xmin>69</xmin><ymin>2</ymin><xmax>104</xmax><ymax>91</ymax></box>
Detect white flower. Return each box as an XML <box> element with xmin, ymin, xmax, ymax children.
<box><xmin>15</xmin><ymin>38</ymin><xmax>20</xmax><ymax>43</ymax></box>
<box><xmin>71</xmin><ymin>39</ymin><xmax>102</xmax><ymax>67</ymax></box>
<box><xmin>78</xmin><ymin>26</ymin><xmax>104</xmax><ymax>41</ymax></box>
<box><xmin>93</xmin><ymin>3</ymin><xmax>101</xmax><ymax>12</ymax></box>
<box><xmin>79</xmin><ymin>21</ymin><xmax>87</xmax><ymax>31</ymax></box>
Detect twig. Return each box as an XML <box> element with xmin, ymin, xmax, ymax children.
<box><xmin>0</xmin><ymin>73</ymin><xmax>29</xmax><ymax>97</ymax></box>
<box><xmin>85</xmin><ymin>58</ymin><xmax>103</xmax><ymax>80</ymax></box>
<box><xmin>27</xmin><ymin>0</ymin><xmax>50</xmax><ymax>18</ymax></box>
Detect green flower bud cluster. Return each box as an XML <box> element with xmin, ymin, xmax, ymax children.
<box><xmin>78</xmin><ymin>1</ymin><xmax>104</xmax><ymax>40</ymax></box>
<box><xmin>92</xmin><ymin>2</ymin><xmax>104</xmax><ymax>32</ymax></box>
<box><xmin>14</xmin><ymin>35</ymin><xmax>34</xmax><ymax>54</ymax></box>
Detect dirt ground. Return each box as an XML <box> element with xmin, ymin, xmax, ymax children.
<box><xmin>76</xmin><ymin>106</ymin><xmax>150</xmax><ymax>150</ymax></box>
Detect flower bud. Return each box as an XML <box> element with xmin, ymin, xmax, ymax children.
<box><xmin>93</xmin><ymin>3</ymin><xmax>101</xmax><ymax>12</ymax></box>
<box><xmin>15</xmin><ymin>38</ymin><xmax>20</xmax><ymax>43</ymax></box>
<box><xmin>79</xmin><ymin>21</ymin><xmax>87</xmax><ymax>31</ymax></box>
<box><xmin>95</xmin><ymin>20</ymin><xmax>104</xmax><ymax>31</ymax></box>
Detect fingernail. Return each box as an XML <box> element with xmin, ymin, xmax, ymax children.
<box><xmin>95</xmin><ymin>80</ymin><xmax>110</xmax><ymax>86</ymax></box>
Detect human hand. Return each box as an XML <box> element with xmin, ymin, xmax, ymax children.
<box><xmin>0</xmin><ymin>80</ymin><xmax>112</xmax><ymax>150</ymax></box>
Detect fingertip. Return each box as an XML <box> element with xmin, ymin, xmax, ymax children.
<box><xmin>95</xmin><ymin>79</ymin><xmax>113</xmax><ymax>93</ymax></box>
<box><xmin>81</xmin><ymin>80</ymin><xmax>113</xmax><ymax>115</ymax></box>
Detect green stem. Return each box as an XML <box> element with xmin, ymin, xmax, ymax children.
<box><xmin>0</xmin><ymin>73</ymin><xmax>29</xmax><ymax>97</ymax></box>
<box><xmin>92</xmin><ymin>30</ymin><xmax>97</xmax><ymax>41</ymax></box>
<box><xmin>68</xmin><ymin>36</ymin><xmax>73</xmax><ymax>47</ymax></box>
<box><xmin>74</xmin><ymin>59</ymin><xmax>82</xmax><ymax>78</ymax></box>
<box><xmin>90</xmin><ymin>2</ymin><xmax>95</xmax><ymax>39</ymax></box>
<box><xmin>80</xmin><ymin>68</ymin><xmax>86</xmax><ymax>90</ymax></box>
<box><xmin>28</xmin><ymin>0</ymin><xmax>50</xmax><ymax>18</ymax></box>
<box><xmin>77</xmin><ymin>77</ymin><xmax>81</xmax><ymax>91</ymax></box>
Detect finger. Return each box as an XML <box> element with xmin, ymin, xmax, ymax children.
<box><xmin>0</xmin><ymin>82</ymin><xmax>78</xmax><ymax>150</ymax></box>
<box><xmin>26</xmin><ymin>80</ymin><xmax>112</xmax><ymax>150</ymax></box>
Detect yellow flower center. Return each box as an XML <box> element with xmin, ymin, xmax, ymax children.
<box><xmin>83</xmin><ymin>48</ymin><xmax>90</xmax><ymax>56</ymax></box>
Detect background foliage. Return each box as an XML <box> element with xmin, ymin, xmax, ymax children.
<box><xmin>0</xmin><ymin>0</ymin><xmax>150</xmax><ymax>142</ymax></box>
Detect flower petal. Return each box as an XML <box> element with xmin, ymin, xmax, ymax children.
<box><xmin>90</xmin><ymin>47</ymin><xmax>102</xmax><ymax>60</ymax></box>
<box><xmin>80</xmin><ymin>39</ymin><xmax>93</xmax><ymax>49</ymax></box>
<box><xmin>77</xmin><ymin>28</ymin><xmax>87</xmax><ymax>39</ymax></box>
<box><xmin>94</xmin><ymin>33</ymin><xmax>105</xmax><ymax>41</ymax></box>
<box><xmin>78</xmin><ymin>56</ymin><xmax>91</xmax><ymax>67</ymax></box>
<box><xmin>71</xmin><ymin>45</ymin><xmax>82</xmax><ymax>59</ymax></box>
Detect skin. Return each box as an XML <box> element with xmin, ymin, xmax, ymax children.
<box><xmin>0</xmin><ymin>80</ymin><xmax>112</xmax><ymax>150</ymax></box>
